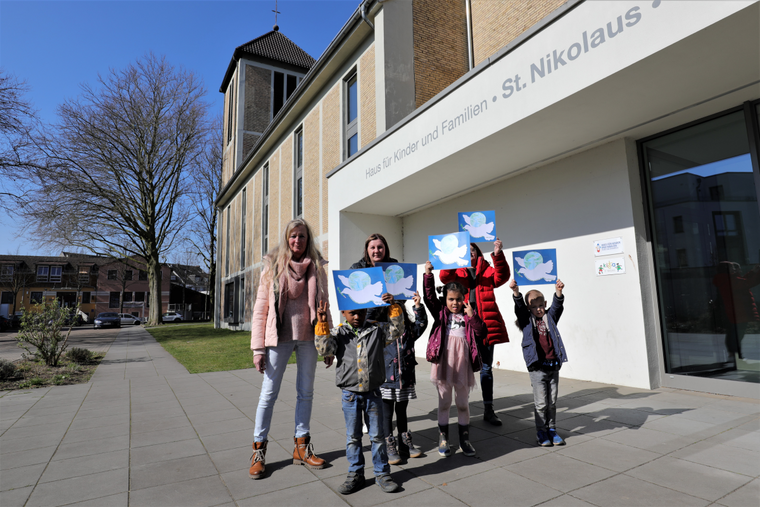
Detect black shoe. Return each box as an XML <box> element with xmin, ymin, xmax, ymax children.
<box><xmin>376</xmin><ymin>474</ymin><xmax>399</xmax><ymax>493</ymax></box>
<box><xmin>438</xmin><ymin>423</ymin><xmax>451</xmax><ymax>457</ymax></box>
<box><xmin>484</xmin><ymin>405</ymin><xmax>502</xmax><ymax>426</ymax></box>
<box><xmin>338</xmin><ymin>473</ymin><xmax>365</xmax><ymax>495</ymax></box>
<box><xmin>458</xmin><ymin>424</ymin><xmax>476</xmax><ymax>457</ymax></box>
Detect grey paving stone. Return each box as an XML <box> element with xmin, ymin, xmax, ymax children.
<box><xmin>626</xmin><ymin>455</ymin><xmax>752</xmax><ymax>501</ymax></box>
<box><xmin>64</xmin><ymin>492</ymin><xmax>128</xmax><ymax>507</ymax></box>
<box><xmin>11</xmin><ymin>411</ymin><xmax>77</xmax><ymax>429</ymax></box>
<box><xmin>131</xmin><ymin>414</ymin><xmax>194</xmax><ymax>435</ymax></box>
<box><xmin>670</xmin><ymin>440</ymin><xmax>760</xmax><ymax>477</ymax></box>
<box><xmin>221</xmin><ymin>461</ymin><xmax>317</xmax><ymax>500</ymax></box>
<box><xmin>52</xmin><ymin>434</ymin><xmax>130</xmax><ymax>462</ymax></box>
<box><xmin>709</xmin><ymin>427</ymin><xmax>760</xmax><ymax>452</ymax></box>
<box><xmin>182</xmin><ymin>407</ymin><xmax>244</xmax><ymax>425</ymax></box>
<box><xmin>572</xmin><ymin>473</ymin><xmax>709</xmax><ymax>507</ymax></box>
<box><xmin>192</xmin><ymin>416</ymin><xmax>253</xmax><ymax>437</ymax></box>
<box><xmin>505</xmin><ymin>452</ymin><xmax>616</xmax><ymax>492</ymax></box>
<box><xmin>67</xmin><ymin>413</ymin><xmax>129</xmax><ymax>432</ymax></box>
<box><xmin>555</xmin><ymin>436</ymin><xmax>661</xmax><ymax>473</ymax></box>
<box><xmin>377</xmin><ymin>486</ymin><xmax>466</xmax><ymax>507</ymax></box>
<box><xmin>538</xmin><ymin>494</ymin><xmax>598</xmax><ymax>507</ymax></box>
<box><xmin>129</xmin><ymin>438</ymin><xmax>207</xmax><ymax>467</ymax></box>
<box><xmin>39</xmin><ymin>448</ymin><xmax>129</xmax><ymax>484</ymax></box>
<box><xmin>200</xmin><ymin>428</ymin><xmax>253</xmax><ymax>453</ymax></box>
<box><xmin>24</xmin><ymin>467</ymin><xmax>128</xmax><ymax>507</ymax></box>
<box><xmin>0</xmin><ymin>485</ymin><xmax>33</xmax><ymax>507</ymax></box>
<box><xmin>0</xmin><ymin>431</ymin><xmax>65</xmax><ymax>453</ymax></box>
<box><xmin>130</xmin><ymin>425</ymin><xmax>198</xmax><ymax>448</ymax></box>
<box><xmin>129</xmin><ymin>475</ymin><xmax>233</xmax><ymax>507</ymax></box>
<box><xmin>600</xmin><ymin>426</ymin><xmax>693</xmax><ymax>454</ymax></box>
<box><xmin>555</xmin><ymin>413</ymin><xmax>631</xmax><ymax>437</ymax></box>
<box><xmin>0</xmin><ymin>462</ymin><xmax>46</xmax><ymax>491</ymax></box>
<box><xmin>716</xmin><ymin>477</ymin><xmax>760</xmax><ymax>507</ymax></box>
<box><xmin>60</xmin><ymin>421</ymin><xmax>130</xmax><ymax>444</ymax></box>
<box><xmin>130</xmin><ymin>454</ymin><xmax>219</xmax><ymax>491</ymax></box>
<box><xmin>0</xmin><ymin>444</ymin><xmax>58</xmax><ymax>470</ymax></box>
<box><xmin>641</xmin><ymin>414</ymin><xmax>716</xmax><ymax>435</ymax></box>
<box><xmin>442</xmin><ymin>467</ymin><xmax>561</xmax><ymax>507</ymax></box>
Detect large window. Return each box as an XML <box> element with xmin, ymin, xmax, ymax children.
<box><xmin>227</xmin><ymin>78</ymin><xmax>235</xmax><ymax>145</ymax></box>
<box><xmin>262</xmin><ymin>164</ymin><xmax>270</xmax><ymax>254</ymax></box>
<box><xmin>241</xmin><ymin>189</ymin><xmax>247</xmax><ymax>270</ymax></box>
<box><xmin>49</xmin><ymin>266</ymin><xmax>62</xmax><ymax>283</ymax></box>
<box><xmin>224</xmin><ymin>282</ymin><xmax>234</xmax><ymax>321</ymax></box>
<box><xmin>109</xmin><ymin>292</ymin><xmax>121</xmax><ymax>308</ymax></box>
<box><xmin>345</xmin><ymin>72</ymin><xmax>358</xmax><ymax>159</ymax></box>
<box><xmin>37</xmin><ymin>265</ymin><xmax>49</xmax><ymax>282</ymax></box>
<box><xmin>30</xmin><ymin>292</ymin><xmax>42</xmax><ymax>304</ymax></box>
<box><xmin>1</xmin><ymin>292</ymin><xmax>13</xmax><ymax>304</ymax></box>
<box><xmin>107</xmin><ymin>270</ymin><xmax>117</xmax><ymax>280</ymax></box>
<box><xmin>294</xmin><ymin>128</ymin><xmax>304</xmax><ymax>218</ymax></box>
<box><xmin>1</xmin><ymin>264</ymin><xmax>13</xmax><ymax>281</ymax></box>
<box><xmin>641</xmin><ymin>104</ymin><xmax>760</xmax><ymax>384</ymax></box>
<box><xmin>273</xmin><ymin>72</ymin><xmax>299</xmax><ymax>119</ymax></box>
<box><xmin>225</xmin><ymin>205</ymin><xmax>230</xmax><ymax>276</ymax></box>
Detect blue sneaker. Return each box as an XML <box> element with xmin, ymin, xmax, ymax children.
<box><xmin>548</xmin><ymin>429</ymin><xmax>565</xmax><ymax>446</ymax></box>
<box><xmin>536</xmin><ymin>430</ymin><xmax>553</xmax><ymax>447</ymax></box>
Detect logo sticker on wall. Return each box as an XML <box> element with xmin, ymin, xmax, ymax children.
<box><xmin>595</xmin><ymin>257</ymin><xmax>626</xmax><ymax>276</ymax></box>
<box><xmin>513</xmin><ymin>249</ymin><xmax>557</xmax><ymax>285</ymax></box>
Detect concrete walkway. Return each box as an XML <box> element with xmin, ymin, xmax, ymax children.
<box><xmin>0</xmin><ymin>326</ymin><xmax>758</xmax><ymax>507</ymax></box>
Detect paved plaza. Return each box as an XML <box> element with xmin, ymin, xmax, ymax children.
<box><xmin>1</xmin><ymin>326</ymin><xmax>758</xmax><ymax>507</ymax></box>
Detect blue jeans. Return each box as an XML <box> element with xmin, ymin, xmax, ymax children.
<box><xmin>342</xmin><ymin>389</ymin><xmax>389</xmax><ymax>477</ymax></box>
<box><xmin>529</xmin><ymin>369</ymin><xmax>559</xmax><ymax>432</ymax></box>
<box><xmin>254</xmin><ymin>340</ymin><xmax>317</xmax><ymax>442</ymax></box>
<box><xmin>477</xmin><ymin>340</ymin><xmax>494</xmax><ymax>405</ymax></box>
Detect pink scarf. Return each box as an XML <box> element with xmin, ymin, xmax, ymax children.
<box><xmin>278</xmin><ymin>256</ymin><xmax>318</xmax><ymax>324</ymax></box>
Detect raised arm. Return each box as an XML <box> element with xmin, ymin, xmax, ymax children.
<box><xmin>423</xmin><ymin>261</ymin><xmax>442</xmax><ymax>316</ymax></box>
<box><xmin>509</xmin><ymin>279</ymin><xmax>531</xmax><ymax>329</ymax></box>
<box><xmin>490</xmin><ymin>239</ymin><xmax>511</xmax><ymax>288</ymax></box>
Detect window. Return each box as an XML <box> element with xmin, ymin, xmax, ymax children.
<box><xmin>673</xmin><ymin>216</ymin><xmax>684</xmax><ymax>233</ymax></box>
<box><xmin>1</xmin><ymin>265</ymin><xmax>13</xmax><ymax>281</ymax></box>
<box><xmin>294</xmin><ymin>128</ymin><xmax>304</xmax><ymax>218</ymax></box>
<box><xmin>345</xmin><ymin>72</ymin><xmax>358</xmax><ymax>159</ymax></box>
<box><xmin>30</xmin><ymin>292</ymin><xmax>42</xmax><ymax>304</ymax></box>
<box><xmin>273</xmin><ymin>71</ymin><xmax>285</xmax><ymax>118</ymax></box>
<box><xmin>286</xmin><ymin>75</ymin><xmax>297</xmax><ymax>99</ymax></box>
<box><xmin>262</xmin><ymin>164</ymin><xmax>270</xmax><ymax>254</ymax></box>
<box><xmin>676</xmin><ymin>249</ymin><xmax>688</xmax><ymax>268</ymax></box>
<box><xmin>78</xmin><ymin>266</ymin><xmax>90</xmax><ymax>284</ymax></box>
<box><xmin>108</xmin><ymin>270</ymin><xmax>117</xmax><ymax>280</ymax></box>
<box><xmin>238</xmin><ymin>277</ymin><xmax>246</xmax><ymax>323</ymax></box>
<box><xmin>49</xmin><ymin>266</ymin><xmax>62</xmax><ymax>283</ymax></box>
<box><xmin>1</xmin><ymin>292</ymin><xmax>13</xmax><ymax>304</ymax></box>
<box><xmin>135</xmin><ymin>292</ymin><xmax>145</xmax><ymax>302</ymax></box>
<box><xmin>225</xmin><ymin>205</ymin><xmax>231</xmax><ymax>276</ymax></box>
<box><xmin>37</xmin><ymin>265</ymin><xmax>49</xmax><ymax>282</ymax></box>
<box><xmin>224</xmin><ymin>282</ymin><xmax>234</xmax><ymax>320</ymax></box>
<box><xmin>227</xmin><ymin>78</ymin><xmax>235</xmax><ymax>144</ymax></box>
<box><xmin>81</xmin><ymin>292</ymin><xmax>91</xmax><ymax>304</ymax></box>
<box><xmin>109</xmin><ymin>292</ymin><xmax>120</xmax><ymax>308</ymax></box>
<box><xmin>139</xmin><ymin>270</ymin><xmax>148</xmax><ymax>281</ymax></box>
<box><xmin>125</xmin><ymin>270</ymin><xmax>133</xmax><ymax>281</ymax></box>
<box><xmin>123</xmin><ymin>291</ymin><xmax>133</xmax><ymax>303</ymax></box>
<box><xmin>241</xmin><ymin>188</ymin><xmax>247</xmax><ymax>270</ymax></box>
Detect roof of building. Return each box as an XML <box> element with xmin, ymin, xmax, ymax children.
<box><xmin>220</xmin><ymin>29</ymin><xmax>316</xmax><ymax>92</ymax></box>
<box><xmin>167</xmin><ymin>264</ymin><xmax>209</xmax><ymax>286</ymax></box>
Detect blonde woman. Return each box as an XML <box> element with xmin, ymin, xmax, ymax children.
<box><xmin>249</xmin><ymin>219</ymin><xmax>333</xmax><ymax>479</ymax></box>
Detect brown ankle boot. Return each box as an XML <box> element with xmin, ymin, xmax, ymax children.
<box><xmin>249</xmin><ymin>440</ymin><xmax>267</xmax><ymax>479</ymax></box>
<box><xmin>293</xmin><ymin>435</ymin><xmax>326</xmax><ymax>469</ymax></box>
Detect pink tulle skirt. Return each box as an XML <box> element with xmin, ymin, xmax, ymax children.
<box><xmin>430</xmin><ymin>332</ymin><xmax>476</xmax><ymax>391</ymax></box>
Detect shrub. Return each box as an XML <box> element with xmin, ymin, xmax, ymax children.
<box><xmin>66</xmin><ymin>347</ymin><xmax>93</xmax><ymax>364</ymax></box>
<box><xmin>0</xmin><ymin>358</ymin><xmax>16</xmax><ymax>380</ymax></box>
<box><xmin>16</xmin><ymin>301</ymin><xmax>78</xmax><ymax>367</ymax></box>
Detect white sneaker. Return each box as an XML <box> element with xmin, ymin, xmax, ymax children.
<box><xmin>362</xmin><ymin>422</ymin><xmax>368</xmax><ymax>434</ymax></box>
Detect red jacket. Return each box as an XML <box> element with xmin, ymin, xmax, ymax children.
<box><xmin>440</xmin><ymin>251</ymin><xmax>510</xmax><ymax>345</ymax></box>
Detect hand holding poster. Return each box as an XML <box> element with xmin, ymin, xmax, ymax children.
<box><xmin>333</xmin><ymin>267</ymin><xmax>389</xmax><ymax>311</ymax></box>
<box><xmin>428</xmin><ymin>231</ymin><xmax>471</xmax><ymax>270</ymax></box>
<box><xmin>513</xmin><ymin>249</ymin><xmax>558</xmax><ymax>285</ymax></box>
<box><xmin>375</xmin><ymin>262</ymin><xmax>417</xmax><ymax>300</ymax></box>
<box><xmin>459</xmin><ymin>210</ymin><xmax>496</xmax><ymax>242</ymax></box>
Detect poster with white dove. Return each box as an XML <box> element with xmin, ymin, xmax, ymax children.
<box><xmin>333</xmin><ymin>267</ymin><xmax>389</xmax><ymax>311</ymax></box>
<box><xmin>375</xmin><ymin>262</ymin><xmax>417</xmax><ymax>300</ymax></box>
<box><xmin>428</xmin><ymin>232</ymin><xmax>471</xmax><ymax>270</ymax></box>
<box><xmin>513</xmin><ymin>249</ymin><xmax>558</xmax><ymax>285</ymax></box>
<box><xmin>458</xmin><ymin>211</ymin><xmax>496</xmax><ymax>242</ymax></box>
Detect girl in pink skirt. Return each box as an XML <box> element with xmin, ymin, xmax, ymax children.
<box><xmin>423</xmin><ymin>261</ymin><xmax>486</xmax><ymax>457</ymax></box>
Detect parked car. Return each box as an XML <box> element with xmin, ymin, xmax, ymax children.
<box><xmin>119</xmin><ymin>313</ymin><xmax>142</xmax><ymax>326</ymax></box>
<box><xmin>162</xmin><ymin>312</ymin><xmax>183</xmax><ymax>322</ymax></box>
<box><xmin>94</xmin><ymin>312</ymin><xmax>121</xmax><ymax>329</ymax></box>
<box><xmin>0</xmin><ymin>315</ymin><xmax>10</xmax><ymax>331</ymax></box>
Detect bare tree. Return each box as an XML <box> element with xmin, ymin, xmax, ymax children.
<box><xmin>185</xmin><ymin>114</ymin><xmax>222</xmax><ymax>315</ymax></box>
<box><xmin>0</xmin><ymin>71</ymin><xmax>41</xmax><ymax>211</ymax></box>
<box><xmin>0</xmin><ymin>261</ymin><xmax>35</xmax><ymax>317</ymax></box>
<box><xmin>22</xmin><ymin>54</ymin><xmax>208</xmax><ymax>325</ymax></box>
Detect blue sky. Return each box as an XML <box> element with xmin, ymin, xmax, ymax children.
<box><xmin>0</xmin><ymin>0</ymin><xmax>358</xmax><ymax>255</ymax></box>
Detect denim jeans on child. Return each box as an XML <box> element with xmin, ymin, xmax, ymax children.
<box><xmin>529</xmin><ymin>369</ymin><xmax>559</xmax><ymax>431</ymax></box>
<box><xmin>342</xmin><ymin>389</ymin><xmax>390</xmax><ymax>477</ymax></box>
<box><xmin>254</xmin><ymin>340</ymin><xmax>317</xmax><ymax>442</ymax></box>
<box><xmin>476</xmin><ymin>341</ymin><xmax>494</xmax><ymax>405</ymax></box>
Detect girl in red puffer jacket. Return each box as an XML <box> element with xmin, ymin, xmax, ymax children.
<box><xmin>439</xmin><ymin>238</ymin><xmax>510</xmax><ymax>426</ymax></box>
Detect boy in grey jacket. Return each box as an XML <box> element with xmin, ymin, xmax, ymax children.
<box><xmin>315</xmin><ymin>300</ymin><xmax>405</xmax><ymax>495</ymax></box>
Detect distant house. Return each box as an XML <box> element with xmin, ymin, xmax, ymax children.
<box><xmin>167</xmin><ymin>264</ymin><xmax>211</xmax><ymax>321</ymax></box>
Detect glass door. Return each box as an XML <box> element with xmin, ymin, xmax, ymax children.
<box><xmin>642</xmin><ymin>108</ymin><xmax>760</xmax><ymax>384</ymax></box>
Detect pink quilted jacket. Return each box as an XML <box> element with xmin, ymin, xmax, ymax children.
<box><xmin>250</xmin><ymin>258</ymin><xmax>332</xmax><ymax>356</ymax></box>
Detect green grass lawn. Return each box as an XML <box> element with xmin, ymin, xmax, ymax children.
<box><xmin>146</xmin><ymin>322</ymin><xmax>304</xmax><ymax>374</ymax></box>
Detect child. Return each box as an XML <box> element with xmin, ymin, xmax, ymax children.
<box><xmin>509</xmin><ymin>279</ymin><xmax>568</xmax><ymax>447</ymax></box>
<box><xmin>423</xmin><ymin>260</ymin><xmax>485</xmax><ymax>457</ymax></box>
<box><xmin>381</xmin><ymin>291</ymin><xmax>428</xmax><ymax>464</ymax></box>
<box><xmin>315</xmin><ymin>300</ymin><xmax>405</xmax><ymax>495</ymax></box>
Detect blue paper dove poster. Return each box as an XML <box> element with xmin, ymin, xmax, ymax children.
<box><xmin>513</xmin><ymin>249</ymin><xmax>558</xmax><ymax>285</ymax></box>
<box><xmin>458</xmin><ymin>210</ymin><xmax>496</xmax><ymax>242</ymax></box>
<box><xmin>375</xmin><ymin>262</ymin><xmax>417</xmax><ymax>300</ymax></box>
<box><xmin>428</xmin><ymin>232</ymin><xmax>471</xmax><ymax>270</ymax></box>
<box><xmin>333</xmin><ymin>267</ymin><xmax>389</xmax><ymax>311</ymax></box>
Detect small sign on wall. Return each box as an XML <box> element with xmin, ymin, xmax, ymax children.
<box><xmin>596</xmin><ymin>257</ymin><xmax>625</xmax><ymax>276</ymax></box>
<box><xmin>594</xmin><ymin>237</ymin><xmax>624</xmax><ymax>256</ymax></box>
